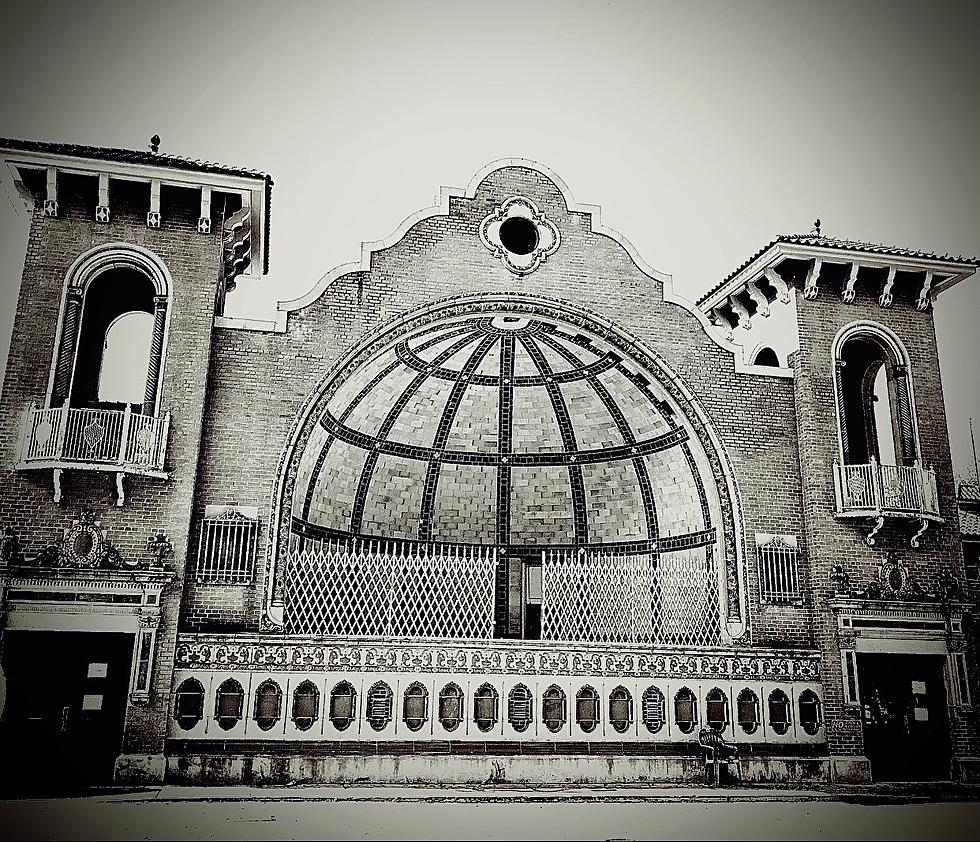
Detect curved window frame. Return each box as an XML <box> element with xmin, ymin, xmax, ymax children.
<box><xmin>403</xmin><ymin>682</ymin><xmax>429</xmax><ymax>733</ymax></box>
<box><xmin>473</xmin><ymin>683</ymin><xmax>499</xmax><ymax>733</ymax></box>
<box><xmin>253</xmin><ymin>679</ymin><xmax>283</xmax><ymax>732</ymax></box>
<box><xmin>438</xmin><ymin>682</ymin><xmax>464</xmax><ymax>733</ymax></box>
<box><xmin>542</xmin><ymin>685</ymin><xmax>567</xmax><ymax>733</ymax></box>
<box><xmin>736</xmin><ymin>688</ymin><xmax>760</xmax><ymax>735</ymax></box>
<box><xmin>508</xmin><ymin>684</ymin><xmax>533</xmax><ymax>733</ymax></box>
<box><xmin>798</xmin><ymin>689</ymin><xmax>822</xmax><ymax>736</ymax></box>
<box><xmin>214</xmin><ymin>678</ymin><xmax>245</xmax><ymax>731</ymax></box>
<box><xmin>608</xmin><ymin>686</ymin><xmax>633</xmax><ymax>734</ymax></box>
<box><xmin>291</xmin><ymin>680</ymin><xmax>320</xmax><ymax>732</ymax></box>
<box><xmin>366</xmin><ymin>681</ymin><xmax>394</xmax><ymax>732</ymax></box>
<box><xmin>328</xmin><ymin>680</ymin><xmax>357</xmax><ymax>732</ymax></box>
<box><xmin>575</xmin><ymin>685</ymin><xmax>600</xmax><ymax>734</ymax></box>
<box><xmin>173</xmin><ymin>678</ymin><xmax>205</xmax><ymax>731</ymax></box>
<box><xmin>641</xmin><ymin>686</ymin><xmax>666</xmax><ymax>734</ymax></box>
<box><xmin>49</xmin><ymin>244</ymin><xmax>172</xmax><ymax>415</ymax></box>
<box><xmin>674</xmin><ymin>687</ymin><xmax>698</xmax><ymax>735</ymax></box>
<box><xmin>705</xmin><ymin>688</ymin><xmax>728</xmax><ymax>733</ymax></box>
<box><xmin>768</xmin><ymin>688</ymin><xmax>792</xmax><ymax>736</ymax></box>
<box><xmin>831</xmin><ymin>321</ymin><xmax>921</xmax><ymax>468</ymax></box>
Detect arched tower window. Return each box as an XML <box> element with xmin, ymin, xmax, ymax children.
<box><xmin>51</xmin><ymin>246</ymin><xmax>170</xmax><ymax>415</ymax></box>
<box><xmin>834</xmin><ymin>326</ymin><xmax>918</xmax><ymax>467</ymax></box>
<box><xmin>752</xmin><ymin>346</ymin><xmax>780</xmax><ymax>367</ymax></box>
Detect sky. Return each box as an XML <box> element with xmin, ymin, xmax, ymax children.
<box><xmin>1</xmin><ymin>0</ymin><xmax>978</xmax><ymax>480</ymax></box>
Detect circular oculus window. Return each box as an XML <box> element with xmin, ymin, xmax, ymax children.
<box><xmin>498</xmin><ymin>215</ymin><xmax>539</xmax><ymax>255</ymax></box>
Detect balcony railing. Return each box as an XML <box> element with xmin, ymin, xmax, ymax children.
<box><xmin>833</xmin><ymin>460</ymin><xmax>940</xmax><ymax>520</ymax></box>
<box><xmin>18</xmin><ymin>402</ymin><xmax>170</xmax><ymax>476</ymax></box>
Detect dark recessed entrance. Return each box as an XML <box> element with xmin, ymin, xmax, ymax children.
<box><xmin>857</xmin><ymin>652</ymin><xmax>951</xmax><ymax>782</ymax></box>
<box><xmin>0</xmin><ymin>631</ymin><xmax>134</xmax><ymax>794</ymax></box>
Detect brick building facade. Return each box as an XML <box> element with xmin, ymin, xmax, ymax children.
<box><xmin>0</xmin><ymin>139</ymin><xmax>977</xmax><ymax>789</ymax></box>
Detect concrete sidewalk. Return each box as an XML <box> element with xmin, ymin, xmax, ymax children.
<box><xmin>37</xmin><ymin>781</ymin><xmax>980</xmax><ymax>805</ymax></box>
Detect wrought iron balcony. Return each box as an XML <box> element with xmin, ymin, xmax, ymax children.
<box><xmin>833</xmin><ymin>460</ymin><xmax>941</xmax><ymax>546</ymax></box>
<box><xmin>17</xmin><ymin>402</ymin><xmax>170</xmax><ymax>503</ymax></box>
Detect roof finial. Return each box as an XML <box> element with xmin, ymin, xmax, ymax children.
<box><xmin>812</xmin><ymin>218</ymin><xmax>822</xmax><ymax>236</ymax></box>
<box><xmin>149</xmin><ymin>134</ymin><xmax>161</xmax><ymax>154</ymax></box>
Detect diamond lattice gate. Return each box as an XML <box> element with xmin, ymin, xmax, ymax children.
<box><xmin>283</xmin><ymin>541</ymin><xmax>498</xmax><ymax>639</ymax></box>
<box><xmin>540</xmin><ymin>549</ymin><xmax>721</xmax><ymax>646</ymax></box>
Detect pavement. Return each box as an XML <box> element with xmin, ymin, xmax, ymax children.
<box><xmin>1</xmin><ymin>783</ymin><xmax>979</xmax><ymax>841</ymax></box>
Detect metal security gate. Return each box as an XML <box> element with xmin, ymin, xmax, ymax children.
<box><xmin>283</xmin><ymin>541</ymin><xmax>498</xmax><ymax>639</ymax></box>
<box><xmin>540</xmin><ymin>548</ymin><xmax>720</xmax><ymax>646</ymax></box>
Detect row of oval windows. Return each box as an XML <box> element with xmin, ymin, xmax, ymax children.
<box><xmin>175</xmin><ymin>678</ymin><xmax>822</xmax><ymax>737</ymax></box>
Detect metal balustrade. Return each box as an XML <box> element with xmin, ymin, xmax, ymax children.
<box><xmin>19</xmin><ymin>402</ymin><xmax>170</xmax><ymax>474</ymax></box>
<box><xmin>833</xmin><ymin>459</ymin><xmax>940</xmax><ymax>519</ymax></box>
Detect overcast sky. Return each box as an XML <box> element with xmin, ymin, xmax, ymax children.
<box><xmin>1</xmin><ymin>0</ymin><xmax>978</xmax><ymax>480</ymax></box>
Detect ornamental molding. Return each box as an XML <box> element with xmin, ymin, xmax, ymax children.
<box><xmin>478</xmin><ymin>195</ymin><xmax>560</xmax><ymax>275</ymax></box>
<box><xmin>174</xmin><ymin>636</ymin><xmax>821</xmax><ymax>682</ymax></box>
<box><xmin>0</xmin><ymin>511</ymin><xmax>173</xmax><ymax>573</ymax></box>
<box><xmin>260</xmin><ymin>159</ymin><xmax>777</xmax><ymax>377</ymax></box>
<box><xmin>829</xmin><ymin>554</ymin><xmax>967</xmax><ymax>605</ymax></box>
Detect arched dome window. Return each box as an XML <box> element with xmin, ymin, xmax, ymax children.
<box><xmin>608</xmin><ymin>686</ymin><xmax>633</xmax><ymax>734</ymax></box>
<box><xmin>291</xmin><ymin>681</ymin><xmax>320</xmax><ymax>731</ymax></box>
<box><xmin>542</xmin><ymin>685</ymin><xmax>567</xmax><ymax>733</ymax></box>
<box><xmin>438</xmin><ymin>683</ymin><xmax>464</xmax><ymax>732</ymax></box>
<box><xmin>173</xmin><ymin>678</ymin><xmax>205</xmax><ymax>730</ymax></box>
<box><xmin>641</xmin><ymin>686</ymin><xmax>666</xmax><ymax>734</ymax></box>
<box><xmin>403</xmin><ymin>682</ymin><xmax>429</xmax><ymax>732</ymax></box>
<box><xmin>253</xmin><ymin>680</ymin><xmax>283</xmax><ymax>732</ymax></box>
<box><xmin>214</xmin><ymin>679</ymin><xmax>244</xmax><ymax>731</ymax></box>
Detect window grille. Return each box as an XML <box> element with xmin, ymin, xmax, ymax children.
<box><xmin>756</xmin><ymin>534</ymin><xmax>802</xmax><ymax>603</ymax></box>
<box><xmin>438</xmin><ymin>683</ymin><xmax>464</xmax><ymax>732</ymax></box>
<box><xmin>508</xmin><ymin>684</ymin><xmax>533</xmax><ymax>732</ymax></box>
<box><xmin>798</xmin><ymin>690</ymin><xmax>821</xmax><ymax>735</ymax></box>
<box><xmin>641</xmin><ymin>686</ymin><xmax>665</xmax><ymax>734</ymax></box>
<box><xmin>737</xmin><ymin>689</ymin><xmax>760</xmax><ymax>734</ymax></box>
<box><xmin>575</xmin><ymin>686</ymin><xmax>600</xmax><ymax>733</ymax></box>
<box><xmin>292</xmin><ymin>681</ymin><xmax>320</xmax><ymax>731</ymax></box>
<box><xmin>403</xmin><ymin>683</ymin><xmax>429</xmax><ymax>732</ymax></box>
<box><xmin>196</xmin><ymin>505</ymin><xmax>259</xmax><ymax>583</ymax></box>
<box><xmin>541</xmin><ymin>549</ymin><xmax>720</xmax><ymax>646</ymax></box>
<box><xmin>609</xmin><ymin>686</ymin><xmax>633</xmax><ymax>734</ymax></box>
<box><xmin>174</xmin><ymin>678</ymin><xmax>205</xmax><ymax>730</ymax></box>
<box><xmin>674</xmin><ymin>687</ymin><xmax>697</xmax><ymax>735</ymax></box>
<box><xmin>768</xmin><ymin>689</ymin><xmax>791</xmax><ymax>735</ymax></box>
<box><xmin>706</xmin><ymin>688</ymin><xmax>728</xmax><ymax>733</ymax></box>
<box><xmin>542</xmin><ymin>686</ymin><xmax>567</xmax><ymax>733</ymax></box>
<box><xmin>214</xmin><ymin>679</ymin><xmax>244</xmax><ymax>731</ymax></box>
<box><xmin>366</xmin><ymin>681</ymin><xmax>393</xmax><ymax>731</ymax></box>
<box><xmin>329</xmin><ymin>681</ymin><xmax>356</xmax><ymax>731</ymax></box>
<box><xmin>474</xmin><ymin>684</ymin><xmax>499</xmax><ymax>733</ymax></box>
<box><xmin>284</xmin><ymin>540</ymin><xmax>497</xmax><ymax>638</ymax></box>
<box><xmin>253</xmin><ymin>680</ymin><xmax>282</xmax><ymax>732</ymax></box>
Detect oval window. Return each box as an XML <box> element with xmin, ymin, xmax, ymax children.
<box><xmin>329</xmin><ymin>681</ymin><xmax>356</xmax><ymax>731</ymax></box>
<box><xmin>737</xmin><ymin>689</ymin><xmax>760</xmax><ymax>735</ymax></box>
<box><xmin>641</xmin><ymin>686</ymin><xmax>666</xmax><ymax>734</ymax></box>
<box><xmin>542</xmin><ymin>685</ymin><xmax>567</xmax><ymax>733</ymax></box>
<box><xmin>438</xmin><ymin>683</ymin><xmax>464</xmax><ymax>732</ymax></box>
<box><xmin>575</xmin><ymin>686</ymin><xmax>600</xmax><ymax>734</ymax></box>
<box><xmin>768</xmin><ymin>689</ymin><xmax>791</xmax><ymax>736</ymax></box>
<box><xmin>403</xmin><ymin>682</ymin><xmax>429</xmax><ymax>732</ymax></box>
<box><xmin>474</xmin><ymin>684</ymin><xmax>499</xmax><ymax>733</ymax></box>
<box><xmin>174</xmin><ymin>678</ymin><xmax>205</xmax><ymax>730</ymax></box>
<box><xmin>292</xmin><ymin>681</ymin><xmax>320</xmax><ymax>732</ymax></box>
<box><xmin>674</xmin><ymin>687</ymin><xmax>697</xmax><ymax>735</ymax></box>
<box><xmin>214</xmin><ymin>678</ymin><xmax>244</xmax><ymax>731</ymax></box>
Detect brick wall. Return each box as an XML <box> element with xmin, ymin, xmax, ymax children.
<box><xmin>0</xmin><ymin>179</ymin><xmax>223</xmax><ymax>756</ymax></box>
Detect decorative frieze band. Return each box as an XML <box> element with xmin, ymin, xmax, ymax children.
<box><xmin>174</xmin><ymin>636</ymin><xmax>821</xmax><ymax>682</ymax></box>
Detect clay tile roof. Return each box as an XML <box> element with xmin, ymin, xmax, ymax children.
<box><xmin>959</xmin><ymin>483</ymin><xmax>980</xmax><ymax>503</ymax></box>
<box><xmin>697</xmin><ymin>233</ymin><xmax>978</xmax><ymax>308</ymax></box>
<box><xmin>960</xmin><ymin>510</ymin><xmax>980</xmax><ymax>537</ymax></box>
<box><xmin>0</xmin><ymin>136</ymin><xmax>272</xmax><ymax>182</ymax></box>
<box><xmin>0</xmin><ymin>137</ymin><xmax>273</xmax><ymax>274</ymax></box>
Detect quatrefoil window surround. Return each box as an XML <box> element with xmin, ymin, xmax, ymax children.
<box><xmin>479</xmin><ymin>196</ymin><xmax>560</xmax><ymax>276</ymax></box>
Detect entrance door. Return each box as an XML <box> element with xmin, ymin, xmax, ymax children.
<box><xmin>857</xmin><ymin>652</ymin><xmax>951</xmax><ymax>782</ymax></box>
<box><xmin>0</xmin><ymin>631</ymin><xmax>134</xmax><ymax>794</ymax></box>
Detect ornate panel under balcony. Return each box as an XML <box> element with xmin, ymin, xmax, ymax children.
<box><xmin>833</xmin><ymin>460</ymin><xmax>941</xmax><ymax>546</ymax></box>
<box><xmin>17</xmin><ymin>403</ymin><xmax>170</xmax><ymax>505</ymax></box>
